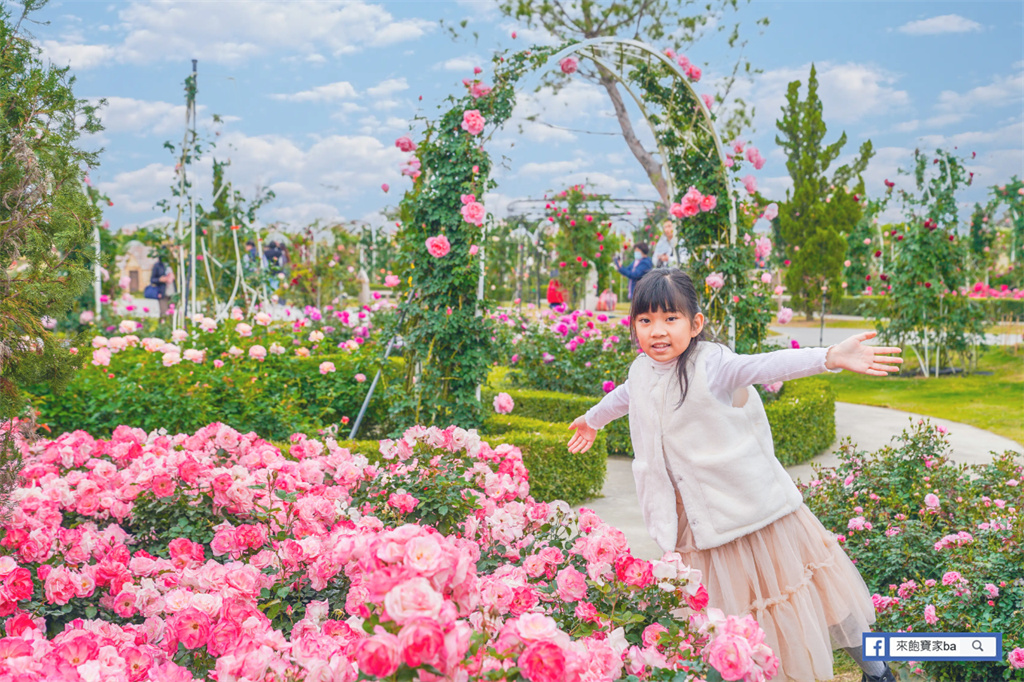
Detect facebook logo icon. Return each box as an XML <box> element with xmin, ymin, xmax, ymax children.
<box><xmin>865</xmin><ymin>637</ymin><xmax>887</xmax><ymax>659</ymax></box>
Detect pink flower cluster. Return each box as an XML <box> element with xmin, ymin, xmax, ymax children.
<box><xmin>967</xmin><ymin>282</ymin><xmax>1024</xmax><ymax>300</ymax></box>
<box><xmin>694</xmin><ymin>608</ymin><xmax>779</xmax><ymax>682</ymax></box>
<box><xmin>0</xmin><ymin>420</ymin><xmax>770</xmax><ymax>681</ymax></box>
<box><xmin>670</xmin><ymin>186</ymin><xmax>717</xmax><ymax>218</ymax></box>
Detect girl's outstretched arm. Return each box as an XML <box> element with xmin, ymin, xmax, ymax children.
<box><xmin>566</xmin><ymin>381</ymin><xmax>630</xmax><ymax>453</ymax></box>
<box><xmin>710</xmin><ymin>333</ymin><xmax>901</xmax><ymax>401</ymax></box>
<box><xmin>825</xmin><ymin>331</ymin><xmax>902</xmax><ymax>375</ymax></box>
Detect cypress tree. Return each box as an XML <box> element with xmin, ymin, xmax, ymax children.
<box><xmin>775</xmin><ymin>64</ymin><xmax>873</xmax><ymax>318</ymax></box>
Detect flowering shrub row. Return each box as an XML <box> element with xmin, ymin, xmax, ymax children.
<box><xmin>801</xmin><ymin>421</ymin><xmax>1024</xmax><ymax>679</ymax></box>
<box><xmin>0</xmin><ymin>420</ymin><xmax>779</xmax><ymax>681</ymax></box>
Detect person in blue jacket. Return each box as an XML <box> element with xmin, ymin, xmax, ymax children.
<box><xmin>614</xmin><ymin>241</ymin><xmax>653</xmax><ymax>300</ymax></box>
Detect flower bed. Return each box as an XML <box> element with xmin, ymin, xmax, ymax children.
<box><xmin>0</xmin><ymin>421</ymin><xmax>780</xmax><ymax>681</ymax></box>
<box><xmin>802</xmin><ymin>421</ymin><xmax>1024</xmax><ymax>679</ymax></box>
<box><xmin>32</xmin><ymin>306</ymin><xmax>398</xmax><ymax>441</ymax></box>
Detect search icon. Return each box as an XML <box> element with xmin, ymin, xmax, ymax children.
<box><xmin>973</xmin><ymin>640</ymin><xmax>984</xmax><ymax>652</ymax></box>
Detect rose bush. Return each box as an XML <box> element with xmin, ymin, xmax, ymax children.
<box><xmin>801</xmin><ymin>420</ymin><xmax>1024</xmax><ymax>679</ymax></box>
<box><xmin>31</xmin><ymin>304</ymin><xmax>397</xmax><ymax>441</ymax></box>
<box><xmin>0</xmin><ymin>420</ymin><xmax>779</xmax><ymax>681</ymax></box>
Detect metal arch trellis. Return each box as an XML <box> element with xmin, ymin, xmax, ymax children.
<box><xmin>526</xmin><ymin>37</ymin><xmax>739</xmax><ymax>347</ymax></box>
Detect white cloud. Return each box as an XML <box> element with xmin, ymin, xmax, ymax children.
<box><xmin>92</xmin><ymin>97</ymin><xmax>199</xmax><ymax>136</ymax></box>
<box><xmin>437</xmin><ymin>54</ymin><xmax>484</xmax><ymax>72</ymax></box>
<box><xmin>366</xmin><ymin>78</ymin><xmax>408</xmax><ymax>99</ymax></box>
<box><xmin>926</xmin><ymin>69</ymin><xmax>1024</xmax><ymax>127</ymax></box>
<box><xmin>48</xmin><ymin>1</ymin><xmax>435</xmax><ymax>68</ymax></box>
<box><xmin>40</xmin><ymin>40</ymin><xmax>115</xmax><ymax>69</ymax></box>
<box><xmin>271</xmin><ymin>81</ymin><xmax>358</xmax><ymax>103</ymax></box>
<box><xmin>98</xmin><ymin>163</ymin><xmax>178</xmax><ymax>215</ymax></box>
<box><xmin>721</xmin><ymin>61</ymin><xmax>911</xmax><ymax>136</ymax></box>
<box><xmin>897</xmin><ymin>14</ymin><xmax>983</xmax><ymax>36</ymax></box>
<box><xmin>517</xmin><ymin>159</ymin><xmax>583</xmax><ymax>177</ymax></box>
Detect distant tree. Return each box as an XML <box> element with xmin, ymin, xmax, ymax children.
<box><xmin>775</xmin><ymin>64</ymin><xmax>873</xmax><ymax>318</ymax></box>
<box><xmin>0</xmin><ymin>0</ymin><xmax>103</xmax><ymax>506</ymax></box>
<box><xmin>467</xmin><ymin>0</ymin><xmax>767</xmax><ymax>205</ymax></box>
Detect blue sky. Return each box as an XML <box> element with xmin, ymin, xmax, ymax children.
<box><xmin>18</xmin><ymin>0</ymin><xmax>1024</xmax><ymax>234</ymax></box>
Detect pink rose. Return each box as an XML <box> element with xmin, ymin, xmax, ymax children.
<box><xmin>776</xmin><ymin>307</ymin><xmax>793</xmax><ymax>325</ymax></box>
<box><xmin>706</xmin><ymin>633</ymin><xmax>753</xmax><ymax>681</ymax></box>
<box><xmin>385</xmin><ymin>275</ymin><xmax>400</xmax><ymax>287</ymax></box>
<box><xmin>705</xmin><ymin>272</ymin><xmax>725</xmax><ymax>290</ymax></box>
<box><xmin>469</xmin><ymin>244</ymin><xmax>479</xmax><ymax>256</ymax></box>
<box><xmin>44</xmin><ymin>568</ymin><xmax>77</xmax><ymax>605</ymax></box>
<box><xmin>742</xmin><ymin>174</ymin><xmax>757</xmax><ymax>195</ymax></box>
<box><xmin>701</xmin><ymin>93</ymin><xmax>714</xmax><ymax>110</ymax></box>
<box><xmin>687</xmin><ymin>64</ymin><xmax>702</xmax><ymax>81</ymax></box>
<box><xmin>248</xmin><ymin>345</ymin><xmax>266</xmax><ymax>361</ymax></box>
<box><xmin>493</xmin><ymin>392</ymin><xmax>514</xmax><ymax>414</ymax></box>
<box><xmin>924</xmin><ymin>493</ymin><xmax>940</xmax><ymax>509</ymax></box>
<box><xmin>384</xmin><ymin>578</ymin><xmax>443</xmax><ymax>624</ymax></box>
<box><xmin>91</xmin><ymin>347</ymin><xmax>111</xmax><ymax>367</ymax></box>
<box><xmin>642</xmin><ymin>623</ymin><xmax>669</xmax><ymax>647</ymax></box>
<box><xmin>1008</xmin><ymin>648</ymin><xmax>1024</xmax><ymax>669</ymax></box>
<box><xmin>461</xmin><ymin>201</ymin><xmax>486</xmax><ymax>226</ymax></box>
<box><xmin>518</xmin><ymin>640</ymin><xmax>567</xmax><ymax>682</ymax></box>
<box><xmin>669</xmin><ymin>203</ymin><xmax>684</xmax><ymax>219</ymax></box>
<box><xmin>355</xmin><ymin>373</ymin><xmax>366</xmax><ymax>382</ymax></box>
<box><xmin>602</xmin><ymin>380</ymin><xmax>615</xmax><ymax>393</ymax></box>
<box><xmin>381</xmin><ymin>183</ymin><xmax>389</xmax><ymax>193</ymax></box>
<box><xmin>700</xmin><ymin>194</ymin><xmax>717</xmax><ymax>212</ymax></box>
<box><xmin>169</xmin><ymin>608</ymin><xmax>211</xmax><ymax>649</ymax></box>
<box><xmin>763</xmin><ymin>203</ymin><xmax>779</xmax><ymax>220</ymax></box>
<box><xmin>559</xmin><ymin>56</ymin><xmax>578</xmax><ymax>74</ymax></box>
<box><xmin>398</xmin><ymin>618</ymin><xmax>445</xmax><ymax>668</ymax></box>
<box><xmin>319</xmin><ymin>361</ymin><xmax>336</xmax><ymax>374</ymax></box>
<box><xmin>470</xmin><ymin>81</ymin><xmax>492</xmax><ymax>99</ymax></box>
<box><xmin>555</xmin><ymin>566</ymin><xmax>588</xmax><ymax>602</ymax></box>
<box><xmin>395</xmin><ymin>136</ymin><xmax>417</xmax><ymax>152</ymax></box>
<box><xmin>924</xmin><ymin>604</ymin><xmax>938</xmax><ymax>625</ymax></box>
<box><xmin>426</xmin><ymin>235</ymin><xmax>451</xmax><ymax>258</ymax></box>
<box><xmin>356</xmin><ymin>633</ymin><xmax>401</xmax><ymax>677</ymax></box>
<box><xmin>461</xmin><ymin>109</ymin><xmax>486</xmax><ymax>135</ymax></box>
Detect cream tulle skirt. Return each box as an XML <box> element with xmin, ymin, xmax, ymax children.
<box><xmin>674</xmin><ymin>492</ymin><xmax>876</xmax><ymax>682</ymax></box>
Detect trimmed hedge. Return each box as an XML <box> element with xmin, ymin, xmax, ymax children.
<box><xmin>763</xmin><ymin>377</ymin><xmax>836</xmax><ymax>466</ymax></box>
<box><xmin>483</xmin><ymin>413</ymin><xmax>606</xmax><ymax>505</ymax></box>
<box><xmin>484</xmin><ymin>376</ymin><xmax>835</xmax><ymax>467</ymax></box>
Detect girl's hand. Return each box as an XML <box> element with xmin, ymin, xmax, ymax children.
<box><xmin>826</xmin><ymin>331</ymin><xmax>903</xmax><ymax>376</ymax></box>
<box><xmin>567</xmin><ymin>416</ymin><xmax>597</xmax><ymax>454</ymax></box>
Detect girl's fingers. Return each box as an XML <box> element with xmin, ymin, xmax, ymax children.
<box><xmin>855</xmin><ymin>331</ymin><xmax>877</xmax><ymax>342</ymax></box>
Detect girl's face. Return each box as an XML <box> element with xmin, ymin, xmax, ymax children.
<box><xmin>634</xmin><ymin>308</ymin><xmax>704</xmax><ymax>362</ymax></box>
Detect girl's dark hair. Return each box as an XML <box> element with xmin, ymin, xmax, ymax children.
<box><xmin>634</xmin><ymin>242</ymin><xmax>650</xmax><ymax>256</ymax></box>
<box><xmin>628</xmin><ymin>268</ymin><xmax>707</xmax><ymax>405</ymax></box>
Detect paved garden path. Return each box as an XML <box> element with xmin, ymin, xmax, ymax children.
<box><xmin>579</xmin><ymin>402</ymin><xmax>1023</xmax><ymax>560</ymax></box>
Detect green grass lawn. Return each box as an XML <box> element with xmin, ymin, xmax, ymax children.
<box><xmin>821</xmin><ymin>346</ymin><xmax>1023</xmax><ymax>445</ymax></box>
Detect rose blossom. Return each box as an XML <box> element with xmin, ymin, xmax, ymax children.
<box><xmin>426</xmin><ymin>235</ymin><xmax>451</xmax><ymax>258</ymax></box>
<box><xmin>519</xmin><ymin>640</ymin><xmax>567</xmax><ymax>682</ymax></box>
<box><xmin>383</xmin><ymin>577</ymin><xmax>443</xmax><ymax>624</ymax></box>
<box><xmin>356</xmin><ymin>633</ymin><xmax>401</xmax><ymax>677</ymax></box>
<box><xmin>559</xmin><ymin>56</ymin><xmax>578</xmax><ymax>74</ymax></box>
<box><xmin>493</xmin><ymin>392</ymin><xmax>514</xmax><ymax>414</ymax></box>
<box><xmin>924</xmin><ymin>493</ymin><xmax>940</xmax><ymax>509</ymax></box>
<box><xmin>398</xmin><ymin>618</ymin><xmax>445</xmax><ymax>668</ymax></box>
<box><xmin>248</xmin><ymin>345</ymin><xmax>267</xmax><ymax>361</ymax></box>
<box><xmin>555</xmin><ymin>566</ymin><xmax>588</xmax><ymax>602</ymax></box>
<box><xmin>461</xmin><ymin>109</ymin><xmax>486</xmax><ymax>135</ymax></box>
<box><xmin>776</xmin><ymin>307</ymin><xmax>793</xmax><ymax>325</ymax></box>
<box><xmin>924</xmin><ymin>604</ymin><xmax>938</xmax><ymax>625</ymax></box>
<box><xmin>395</xmin><ymin>136</ymin><xmax>417</xmax><ymax>152</ymax></box>
<box><xmin>461</xmin><ymin>201</ymin><xmax>486</xmax><ymax>226</ymax></box>
<box><xmin>384</xmin><ymin>275</ymin><xmax>400</xmax><ymax>287</ymax></box>
<box><xmin>319</xmin><ymin>362</ymin><xmax>336</xmax><ymax>375</ymax></box>
<box><xmin>705</xmin><ymin>272</ymin><xmax>725</xmax><ymax>290</ymax></box>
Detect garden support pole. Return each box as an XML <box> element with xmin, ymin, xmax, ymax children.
<box><xmin>93</xmin><ymin>226</ymin><xmax>102</xmax><ymax>316</ymax></box>
<box><xmin>349</xmin><ymin>289</ymin><xmax>416</xmax><ymax>440</ymax></box>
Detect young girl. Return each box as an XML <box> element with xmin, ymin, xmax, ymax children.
<box><xmin>568</xmin><ymin>269</ymin><xmax>902</xmax><ymax>682</ymax></box>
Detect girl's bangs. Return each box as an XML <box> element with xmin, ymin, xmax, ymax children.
<box><xmin>631</xmin><ymin>273</ymin><xmax>691</xmax><ymax>317</ymax></box>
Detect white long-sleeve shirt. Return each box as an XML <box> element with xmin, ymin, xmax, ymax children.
<box><xmin>584</xmin><ymin>343</ymin><xmax>839</xmax><ymax>430</ymax></box>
